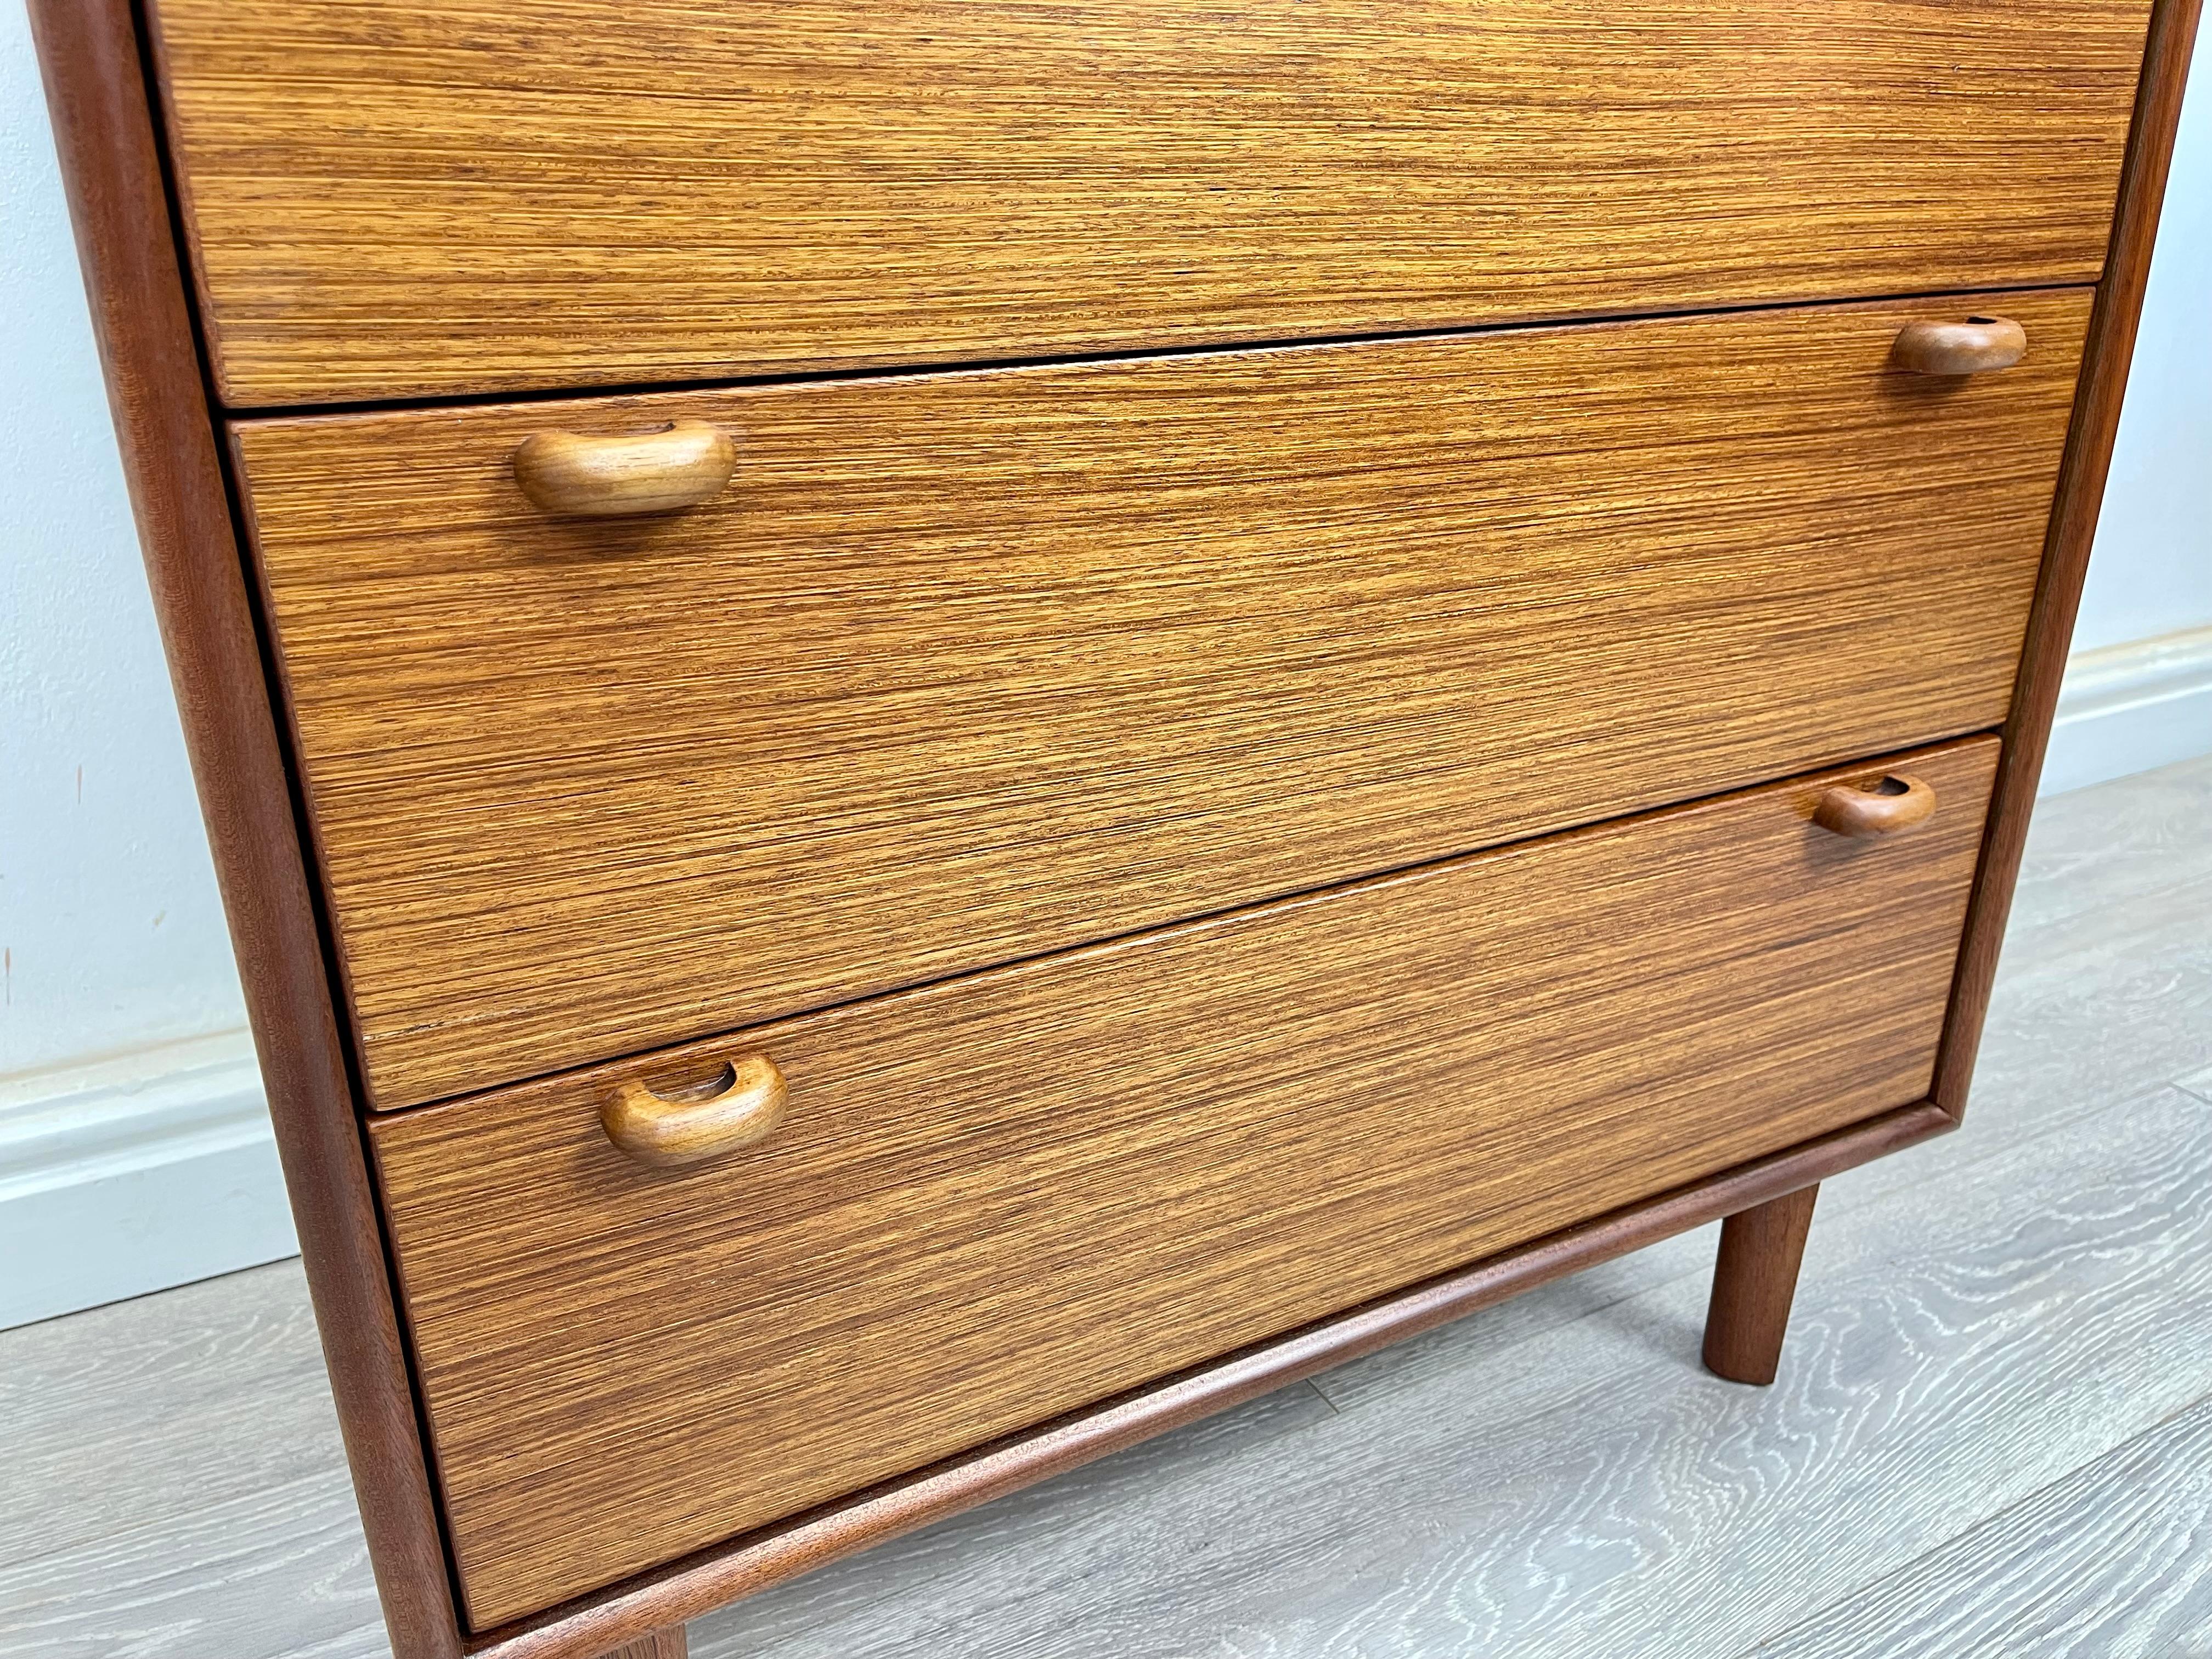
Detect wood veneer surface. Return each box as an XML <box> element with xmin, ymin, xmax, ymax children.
<box><xmin>236</xmin><ymin>292</ymin><xmax>2085</xmax><ymax>1109</ymax></box>
<box><xmin>147</xmin><ymin>0</ymin><xmax>2153</xmax><ymax>404</ymax></box>
<box><xmin>371</xmin><ymin>737</ymin><xmax>1998</xmax><ymax>1626</ymax></box>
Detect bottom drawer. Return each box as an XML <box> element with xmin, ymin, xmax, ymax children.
<box><xmin>371</xmin><ymin>736</ymin><xmax>1998</xmax><ymax>1626</ymax></box>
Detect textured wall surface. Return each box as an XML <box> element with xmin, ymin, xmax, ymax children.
<box><xmin>2082</xmin><ymin>44</ymin><xmax>2212</xmax><ymax>653</ymax></box>
<box><xmin>1</xmin><ymin>7</ymin><xmax>246</xmax><ymax>1077</ymax></box>
<box><xmin>1</xmin><ymin>10</ymin><xmax>282</xmax><ymax>1330</ymax></box>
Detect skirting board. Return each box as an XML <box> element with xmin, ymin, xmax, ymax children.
<box><xmin>2041</xmin><ymin>622</ymin><xmax>2212</xmax><ymax>795</ymax></box>
<box><xmin>0</xmin><ymin>1029</ymin><xmax>295</xmax><ymax>1329</ymax></box>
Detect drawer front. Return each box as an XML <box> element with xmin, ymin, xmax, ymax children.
<box><xmin>152</xmin><ymin>0</ymin><xmax>2149</xmax><ymax>404</ymax></box>
<box><xmin>372</xmin><ymin>737</ymin><xmax>1999</xmax><ymax>1626</ymax></box>
<box><xmin>237</xmin><ymin>292</ymin><xmax>2084</xmax><ymax>1109</ymax></box>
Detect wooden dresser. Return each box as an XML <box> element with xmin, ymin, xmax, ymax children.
<box><xmin>31</xmin><ymin>2</ymin><xmax>2199</xmax><ymax>1654</ymax></box>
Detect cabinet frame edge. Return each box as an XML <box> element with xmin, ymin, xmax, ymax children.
<box><xmin>1932</xmin><ymin>0</ymin><xmax>2205</xmax><ymax>1117</ymax></box>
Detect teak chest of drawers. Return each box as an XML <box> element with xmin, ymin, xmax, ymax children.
<box><xmin>31</xmin><ymin>1</ymin><xmax>2199</xmax><ymax>1653</ymax></box>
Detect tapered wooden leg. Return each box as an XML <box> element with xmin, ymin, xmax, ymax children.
<box><xmin>600</xmin><ymin>1626</ymin><xmax>686</xmax><ymax>1659</ymax></box>
<box><xmin>1702</xmin><ymin>1183</ymin><xmax>1820</xmax><ymax>1385</ymax></box>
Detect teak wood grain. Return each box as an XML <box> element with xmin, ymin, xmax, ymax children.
<box><xmin>599</xmin><ymin>1053</ymin><xmax>789</xmax><ymax>1169</ymax></box>
<box><xmin>601</xmin><ymin>1630</ymin><xmax>685</xmax><ymax>1659</ymax></box>
<box><xmin>370</xmin><ymin>737</ymin><xmax>1998</xmax><ymax>1628</ymax></box>
<box><xmin>143</xmin><ymin>0</ymin><xmax>2154</xmax><ymax>406</ymax></box>
<box><xmin>235</xmin><ymin>291</ymin><xmax>2087</xmax><ymax>1110</ymax></box>
<box><xmin>513</xmin><ymin>421</ymin><xmax>738</xmax><ymax>519</ymax></box>
<box><xmin>1702</xmin><ymin>1184</ymin><xmax>1822</xmax><ymax>1386</ymax></box>
<box><xmin>33</xmin><ymin>0</ymin><xmax>2200</xmax><ymax>1647</ymax></box>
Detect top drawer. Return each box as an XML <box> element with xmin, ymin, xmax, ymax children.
<box><xmin>149</xmin><ymin>0</ymin><xmax>2154</xmax><ymax>406</ymax></box>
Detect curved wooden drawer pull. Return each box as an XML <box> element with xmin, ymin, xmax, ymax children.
<box><xmin>1891</xmin><ymin>316</ymin><xmax>2028</xmax><ymax>375</ymax></box>
<box><xmin>600</xmin><ymin>1053</ymin><xmax>788</xmax><ymax>1168</ymax></box>
<box><xmin>513</xmin><ymin>419</ymin><xmax>735</xmax><ymax>517</ymax></box>
<box><xmin>1813</xmin><ymin>774</ymin><xmax>1937</xmax><ymax>838</ymax></box>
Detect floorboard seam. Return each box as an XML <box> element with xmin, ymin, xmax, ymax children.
<box><xmin>1724</xmin><ymin>1400</ymin><xmax>2209</xmax><ymax>1659</ymax></box>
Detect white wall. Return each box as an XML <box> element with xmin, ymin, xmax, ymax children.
<box><xmin>1</xmin><ymin>7</ymin><xmax>291</xmax><ymax>1328</ymax></box>
<box><xmin>2046</xmin><ymin>49</ymin><xmax>2212</xmax><ymax>792</ymax></box>
<box><xmin>2079</xmin><ymin>66</ymin><xmax>2212</xmax><ymax>656</ymax></box>
<box><xmin>1</xmin><ymin>15</ymin><xmax>244</xmax><ymax>1074</ymax></box>
<box><xmin>0</xmin><ymin>11</ymin><xmax>2206</xmax><ymax>1326</ymax></box>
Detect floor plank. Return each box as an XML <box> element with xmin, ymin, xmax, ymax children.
<box><xmin>0</xmin><ymin>1466</ymin><xmax>383</xmax><ymax>1659</ymax></box>
<box><xmin>0</xmin><ymin>1262</ymin><xmax>336</xmax><ymax>1570</ymax></box>
<box><xmin>1745</xmin><ymin>1395</ymin><xmax>2212</xmax><ymax>1659</ymax></box>
<box><xmin>1961</xmin><ymin>753</ymin><xmax>2212</xmax><ymax>1133</ymax></box>
<box><xmin>1966</xmin><ymin>886</ymin><xmax>2212</xmax><ymax>1133</ymax></box>
<box><xmin>2004</xmin><ymin>753</ymin><xmax>2212</xmax><ymax>937</ymax></box>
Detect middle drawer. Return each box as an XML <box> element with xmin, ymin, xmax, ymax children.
<box><xmin>234</xmin><ymin>289</ymin><xmax>2089</xmax><ymax>1108</ymax></box>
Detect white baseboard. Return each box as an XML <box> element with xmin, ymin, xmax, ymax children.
<box><xmin>2041</xmin><ymin>623</ymin><xmax>2212</xmax><ymax>797</ymax></box>
<box><xmin>0</xmin><ymin>1030</ymin><xmax>297</xmax><ymax>1330</ymax></box>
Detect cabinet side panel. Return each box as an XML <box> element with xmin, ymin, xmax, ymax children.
<box><xmin>1934</xmin><ymin>0</ymin><xmax>2205</xmax><ymax>1116</ymax></box>
<box><xmin>22</xmin><ymin>2</ymin><xmax>462</xmax><ymax>1654</ymax></box>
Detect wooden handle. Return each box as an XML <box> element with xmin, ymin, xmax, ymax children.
<box><xmin>600</xmin><ymin>1053</ymin><xmax>787</xmax><ymax>1168</ymax></box>
<box><xmin>513</xmin><ymin>419</ymin><xmax>735</xmax><ymax>517</ymax></box>
<box><xmin>1891</xmin><ymin>315</ymin><xmax>2028</xmax><ymax>375</ymax></box>
<box><xmin>1812</xmin><ymin>774</ymin><xmax>1937</xmax><ymax>838</ymax></box>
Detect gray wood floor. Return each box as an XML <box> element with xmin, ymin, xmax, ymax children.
<box><xmin>6</xmin><ymin>754</ymin><xmax>2210</xmax><ymax>1659</ymax></box>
